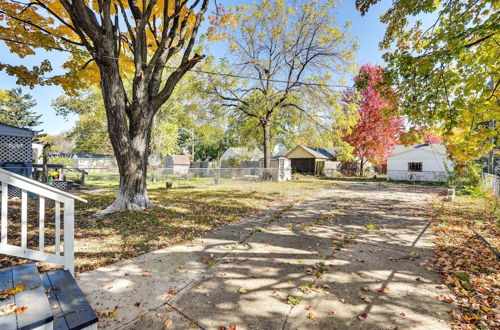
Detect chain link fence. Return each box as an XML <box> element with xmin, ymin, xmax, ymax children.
<box><xmin>0</xmin><ymin>167</ymin><xmax>283</xmax><ymax>191</ymax></box>
<box><xmin>482</xmin><ymin>173</ymin><xmax>500</xmax><ymax>197</ymax></box>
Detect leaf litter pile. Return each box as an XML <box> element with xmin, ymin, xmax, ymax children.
<box><xmin>431</xmin><ymin>193</ymin><xmax>499</xmax><ymax>329</ymax></box>
<box><xmin>0</xmin><ymin>178</ymin><xmax>334</xmax><ymax>274</ymax></box>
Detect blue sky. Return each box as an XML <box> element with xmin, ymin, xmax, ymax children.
<box><xmin>0</xmin><ymin>0</ymin><xmax>392</xmax><ymax>135</ymax></box>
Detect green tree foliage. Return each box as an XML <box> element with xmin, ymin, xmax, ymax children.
<box><xmin>52</xmin><ymin>89</ymin><xmax>112</xmax><ymax>154</ymax></box>
<box><xmin>0</xmin><ymin>88</ymin><xmax>41</xmax><ymax>129</ymax></box>
<box><xmin>209</xmin><ymin>0</ymin><xmax>358</xmax><ymax>167</ymax></box>
<box><xmin>356</xmin><ymin>0</ymin><xmax>499</xmax><ymax>166</ymax></box>
<box><xmin>39</xmin><ymin>132</ymin><xmax>75</xmax><ymax>153</ymax></box>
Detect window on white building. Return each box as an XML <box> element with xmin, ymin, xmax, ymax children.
<box><xmin>408</xmin><ymin>162</ymin><xmax>423</xmax><ymax>172</ymax></box>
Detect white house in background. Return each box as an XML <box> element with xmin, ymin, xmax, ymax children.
<box><xmin>387</xmin><ymin>143</ymin><xmax>453</xmax><ymax>182</ymax></box>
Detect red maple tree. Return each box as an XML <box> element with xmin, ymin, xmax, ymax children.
<box><xmin>344</xmin><ymin>64</ymin><xmax>402</xmax><ymax>175</ymax></box>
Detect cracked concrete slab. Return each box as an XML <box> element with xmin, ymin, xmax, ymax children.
<box><xmin>79</xmin><ymin>182</ymin><xmax>454</xmax><ymax>329</ymax></box>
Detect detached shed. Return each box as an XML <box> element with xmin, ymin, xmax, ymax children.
<box><xmin>164</xmin><ymin>155</ymin><xmax>191</xmax><ymax>174</ymax></box>
<box><xmin>0</xmin><ymin>122</ymin><xmax>35</xmax><ymax>177</ymax></box>
<box><xmin>284</xmin><ymin>145</ymin><xmax>338</xmax><ymax>175</ymax></box>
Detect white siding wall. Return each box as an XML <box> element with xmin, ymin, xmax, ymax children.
<box><xmin>387</xmin><ymin>147</ymin><xmax>453</xmax><ymax>182</ymax></box>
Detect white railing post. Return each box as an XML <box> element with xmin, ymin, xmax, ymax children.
<box><xmin>55</xmin><ymin>201</ymin><xmax>61</xmax><ymax>255</ymax></box>
<box><xmin>0</xmin><ymin>168</ymin><xmax>85</xmax><ymax>277</ymax></box>
<box><xmin>21</xmin><ymin>189</ymin><xmax>27</xmax><ymax>248</ymax></box>
<box><xmin>63</xmin><ymin>199</ymin><xmax>75</xmax><ymax>275</ymax></box>
<box><xmin>1</xmin><ymin>182</ymin><xmax>7</xmax><ymax>244</ymax></box>
<box><xmin>39</xmin><ymin>196</ymin><xmax>45</xmax><ymax>251</ymax></box>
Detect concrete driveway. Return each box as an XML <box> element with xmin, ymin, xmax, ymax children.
<box><xmin>78</xmin><ymin>182</ymin><xmax>454</xmax><ymax>329</ymax></box>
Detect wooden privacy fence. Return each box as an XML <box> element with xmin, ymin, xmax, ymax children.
<box><xmin>0</xmin><ymin>168</ymin><xmax>86</xmax><ymax>275</ymax></box>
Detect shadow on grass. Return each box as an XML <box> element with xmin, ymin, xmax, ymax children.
<box><xmin>1</xmin><ymin>179</ymin><xmax>335</xmax><ymax>273</ymax></box>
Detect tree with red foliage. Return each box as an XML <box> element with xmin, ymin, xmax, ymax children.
<box><xmin>344</xmin><ymin>64</ymin><xmax>402</xmax><ymax>175</ymax></box>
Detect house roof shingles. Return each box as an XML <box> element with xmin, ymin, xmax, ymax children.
<box><xmin>281</xmin><ymin>145</ymin><xmax>338</xmax><ymax>159</ymax></box>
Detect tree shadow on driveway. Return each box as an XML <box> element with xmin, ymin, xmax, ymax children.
<box><xmin>79</xmin><ymin>183</ymin><xmax>454</xmax><ymax>330</ymax></box>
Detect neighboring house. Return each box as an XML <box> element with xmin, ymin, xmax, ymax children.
<box><xmin>280</xmin><ymin>145</ymin><xmax>339</xmax><ymax>175</ymax></box>
<box><xmin>164</xmin><ymin>154</ymin><xmax>191</xmax><ymax>174</ymax></box>
<box><xmin>49</xmin><ymin>152</ymin><xmax>117</xmax><ymax>173</ymax></box>
<box><xmin>387</xmin><ymin>143</ymin><xmax>453</xmax><ymax>182</ymax></box>
<box><xmin>32</xmin><ymin>143</ymin><xmax>44</xmax><ymax>164</ymax></box>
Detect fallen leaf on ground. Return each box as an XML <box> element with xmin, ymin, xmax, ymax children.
<box><xmin>357</xmin><ymin>272</ymin><xmax>367</xmax><ymax>278</ymax></box>
<box><xmin>376</xmin><ymin>288</ymin><xmax>384</xmax><ymax>293</ymax></box>
<box><xmin>298</xmin><ymin>259</ymin><xmax>304</xmax><ymax>264</ymax></box>
<box><xmin>305</xmin><ymin>306</ymin><xmax>312</xmax><ymax>310</ymax></box>
<box><xmin>238</xmin><ymin>287</ymin><xmax>247</xmax><ymax>294</ymax></box>
<box><xmin>15</xmin><ymin>306</ymin><xmax>27</xmax><ymax>314</ymax></box>
<box><xmin>360</xmin><ymin>296</ymin><xmax>371</xmax><ymax>303</ymax></box>
<box><xmin>96</xmin><ymin>309</ymin><xmax>116</xmax><ymax>318</ymax></box>
<box><xmin>362</xmin><ymin>286</ymin><xmax>370</xmax><ymax>292</ymax></box>
<box><xmin>358</xmin><ymin>313</ymin><xmax>368</xmax><ymax>319</ymax></box>
<box><xmin>164</xmin><ymin>320</ymin><xmax>173</xmax><ymax>328</ymax></box>
<box><xmin>399</xmin><ymin>313</ymin><xmax>406</xmax><ymax>317</ymax></box>
<box><xmin>0</xmin><ymin>303</ymin><xmax>16</xmax><ymax>315</ymax></box>
<box><xmin>141</xmin><ymin>270</ymin><xmax>151</xmax><ymax>276</ymax></box>
<box><xmin>0</xmin><ymin>284</ymin><xmax>24</xmax><ymax>296</ymax></box>
<box><xmin>307</xmin><ymin>312</ymin><xmax>317</xmax><ymax>320</ymax></box>
<box><xmin>136</xmin><ymin>310</ymin><xmax>146</xmax><ymax>318</ymax></box>
<box><xmin>167</xmin><ymin>289</ymin><xmax>177</xmax><ymax>296</ymax></box>
<box><xmin>327</xmin><ymin>310</ymin><xmax>335</xmax><ymax>315</ymax></box>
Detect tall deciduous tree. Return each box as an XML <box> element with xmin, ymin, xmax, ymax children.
<box><xmin>356</xmin><ymin>0</ymin><xmax>499</xmax><ymax>166</ymax></box>
<box><xmin>343</xmin><ymin>64</ymin><xmax>402</xmax><ymax>175</ymax></box>
<box><xmin>0</xmin><ymin>88</ymin><xmax>41</xmax><ymax>129</ymax></box>
<box><xmin>0</xmin><ymin>0</ymin><xmax>213</xmax><ymax>214</ymax></box>
<box><xmin>209</xmin><ymin>0</ymin><xmax>357</xmax><ymax>169</ymax></box>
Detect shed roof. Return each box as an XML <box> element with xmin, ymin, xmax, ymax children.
<box><xmin>168</xmin><ymin>154</ymin><xmax>191</xmax><ymax>165</ymax></box>
<box><xmin>0</xmin><ymin>122</ymin><xmax>35</xmax><ymax>138</ymax></box>
<box><xmin>284</xmin><ymin>145</ymin><xmax>338</xmax><ymax>159</ymax></box>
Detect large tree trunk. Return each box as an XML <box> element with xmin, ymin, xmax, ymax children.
<box><xmin>99</xmin><ymin>114</ymin><xmax>155</xmax><ymax>215</ymax></box>
<box><xmin>95</xmin><ymin>50</ymin><xmax>155</xmax><ymax>216</ymax></box>
<box><xmin>262</xmin><ymin>121</ymin><xmax>271</xmax><ymax>180</ymax></box>
<box><xmin>262</xmin><ymin>121</ymin><xmax>271</xmax><ymax>168</ymax></box>
<box><xmin>359</xmin><ymin>158</ymin><xmax>365</xmax><ymax>177</ymax></box>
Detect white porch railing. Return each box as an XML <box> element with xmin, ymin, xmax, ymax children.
<box><xmin>0</xmin><ymin>168</ymin><xmax>86</xmax><ymax>275</ymax></box>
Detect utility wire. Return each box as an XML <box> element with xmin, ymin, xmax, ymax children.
<box><xmin>0</xmin><ymin>36</ymin><xmax>353</xmax><ymax>89</ymax></box>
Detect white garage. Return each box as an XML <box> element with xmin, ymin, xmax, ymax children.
<box><xmin>387</xmin><ymin>143</ymin><xmax>453</xmax><ymax>182</ymax></box>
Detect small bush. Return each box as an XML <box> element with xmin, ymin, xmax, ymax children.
<box><xmin>448</xmin><ymin>162</ymin><xmax>486</xmax><ymax>196</ymax></box>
